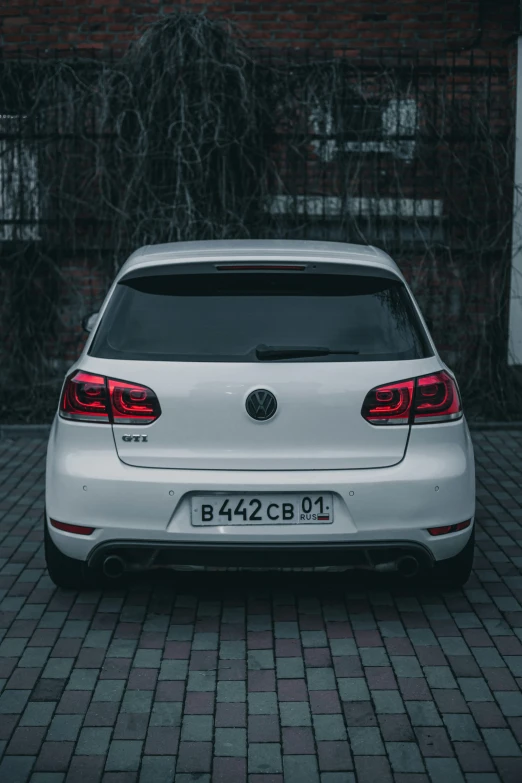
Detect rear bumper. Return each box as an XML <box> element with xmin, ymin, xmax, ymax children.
<box><xmin>87</xmin><ymin>538</ymin><xmax>435</xmax><ymax>570</ymax></box>
<box><xmin>46</xmin><ymin>415</ymin><xmax>475</xmax><ymax>565</ymax></box>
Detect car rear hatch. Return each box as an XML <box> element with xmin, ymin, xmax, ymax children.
<box><xmin>88</xmin><ymin>260</ymin><xmax>435</xmax><ymax>470</ymax></box>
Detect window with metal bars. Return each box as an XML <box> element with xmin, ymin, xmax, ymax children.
<box><xmin>0</xmin><ymin>114</ymin><xmax>40</xmax><ymax>241</ymax></box>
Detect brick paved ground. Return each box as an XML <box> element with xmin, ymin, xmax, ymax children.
<box><xmin>1</xmin><ymin>431</ymin><xmax>522</xmax><ymax>782</ymax></box>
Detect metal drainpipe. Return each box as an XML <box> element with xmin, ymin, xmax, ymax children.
<box><xmin>508</xmin><ymin>2</ymin><xmax>522</xmax><ymax>365</ymax></box>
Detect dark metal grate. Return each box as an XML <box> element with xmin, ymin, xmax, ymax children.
<box><xmin>0</xmin><ymin>45</ymin><xmax>515</xmax><ymax>421</ymax></box>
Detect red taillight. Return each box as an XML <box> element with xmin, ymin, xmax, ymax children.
<box><xmin>428</xmin><ymin>520</ymin><xmax>471</xmax><ymax>536</ymax></box>
<box><xmin>61</xmin><ymin>371</ymin><xmax>109</xmax><ymax>423</ymax></box>
<box><xmin>50</xmin><ymin>519</ymin><xmax>95</xmax><ymax>535</ymax></box>
<box><xmin>108</xmin><ymin>378</ymin><xmax>161</xmax><ymax>424</ymax></box>
<box><xmin>361</xmin><ymin>379</ymin><xmax>414</xmax><ymax>425</ymax></box>
<box><xmin>413</xmin><ymin>372</ymin><xmax>462</xmax><ymax>424</ymax></box>
<box><xmin>60</xmin><ymin>372</ymin><xmax>161</xmax><ymax>425</ymax></box>
<box><xmin>361</xmin><ymin>371</ymin><xmax>462</xmax><ymax>426</ymax></box>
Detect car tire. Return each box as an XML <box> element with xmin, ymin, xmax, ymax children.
<box><xmin>430</xmin><ymin>527</ymin><xmax>475</xmax><ymax>588</ymax></box>
<box><xmin>44</xmin><ymin>523</ymin><xmax>100</xmax><ymax>590</ymax></box>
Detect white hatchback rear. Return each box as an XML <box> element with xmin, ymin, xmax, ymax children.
<box><xmin>45</xmin><ymin>240</ymin><xmax>475</xmax><ymax>588</ymax></box>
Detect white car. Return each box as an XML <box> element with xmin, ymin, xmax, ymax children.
<box><xmin>45</xmin><ymin>240</ymin><xmax>475</xmax><ymax>589</ymax></box>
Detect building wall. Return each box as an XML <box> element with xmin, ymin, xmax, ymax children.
<box><xmin>0</xmin><ymin>2</ymin><xmax>517</xmax><ymax>421</ymax></box>
<box><xmin>1</xmin><ymin>1</ymin><xmax>517</xmax><ymax>53</ymax></box>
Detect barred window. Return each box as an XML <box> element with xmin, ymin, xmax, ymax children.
<box><xmin>310</xmin><ymin>98</ymin><xmax>418</xmax><ymax>163</ymax></box>
<box><xmin>0</xmin><ymin>114</ymin><xmax>39</xmax><ymax>241</ymax></box>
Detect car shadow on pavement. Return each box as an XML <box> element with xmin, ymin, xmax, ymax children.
<box><xmin>104</xmin><ymin>566</ymin><xmax>454</xmax><ymax>600</ymax></box>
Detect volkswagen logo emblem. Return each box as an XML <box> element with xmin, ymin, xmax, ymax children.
<box><xmin>246</xmin><ymin>389</ymin><xmax>277</xmax><ymax>421</ymax></box>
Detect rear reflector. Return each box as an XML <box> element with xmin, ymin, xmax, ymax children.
<box><xmin>60</xmin><ymin>371</ymin><xmax>161</xmax><ymax>425</ymax></box>
<box><xmin>361</xmin><ymin>370</ymin><xmax>462</xmax><ymax>426</ymax></box>
<box><xmin>216</xmin><ymin>264</ymin><xmax>306</xmax><ymax>271</ymax></box>
<box><xmin>50</xmin><ymin>519</ymin><xmax>95</xmax><ymax>535</ymax></box>
<box><xmin>428</xmin><ymin>520</ymin><xmax>471</xmax><ymax>536</ymax></box>
<box><xmin>455</xmin><ymin>520</ymin><xmax>472</xmax><ymax>531</ymax></box>
<box><xmin>427</xmin><ymin>525</ymin><xmax>452</xmax><ymax>537</ymax></box>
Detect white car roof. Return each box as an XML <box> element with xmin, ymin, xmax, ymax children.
<box><xmin>118</xmin><ymin>240</ymin><xmax>401</xmax><ymax>278</ymax></box>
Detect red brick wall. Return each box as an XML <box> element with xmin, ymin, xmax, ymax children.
<box><xmin>1</xmin><ymin>1</ymin><xmax>517</xmax><ymax>53</ymax></box>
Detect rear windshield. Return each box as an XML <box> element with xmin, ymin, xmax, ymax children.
<box><xmin>89</xmin><ymin>271</ymin><xmax>432</xmax><ymax>362</ymax></box>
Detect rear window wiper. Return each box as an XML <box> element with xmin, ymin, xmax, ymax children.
<box><xmin>255</xmin><ymin>344</ymin><xmax>360</xmax><ymax>360</ymax></box>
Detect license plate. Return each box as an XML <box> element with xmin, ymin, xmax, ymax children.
<box><xmin>191</xmin><ymin>493</ymin><xmax>334</xmax><ymax>526</ymax></box>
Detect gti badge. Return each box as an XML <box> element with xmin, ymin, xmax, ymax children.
<box><xmin>122</xmin><ymin>434</ymin><xmax>148</xmax><ymax>442</ymax></box>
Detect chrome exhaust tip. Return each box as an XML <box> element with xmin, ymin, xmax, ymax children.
<box><xmin>102</xmin><ymin>555</ymin><xmax>125</xmax><ymax>579</ymax></box>
<box><xmin>373</xmin><ymin>560</ymin><xmax>398</xmax><ymax>573</ymax></box>
<box><xmin>397</xmin><ymin>555</ymin><xmax>420</xmax><ymax>578</ymax></box>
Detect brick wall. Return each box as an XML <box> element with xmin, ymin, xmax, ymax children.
<box><xmin>1</xmin><ymin>1</ymin><xmax>517</xmax><ymax>53</ymax></box>
<box><xmin>0</xmin><ymin>2</ymin><xmax>516</xmax><ymax>420</ymax></box>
